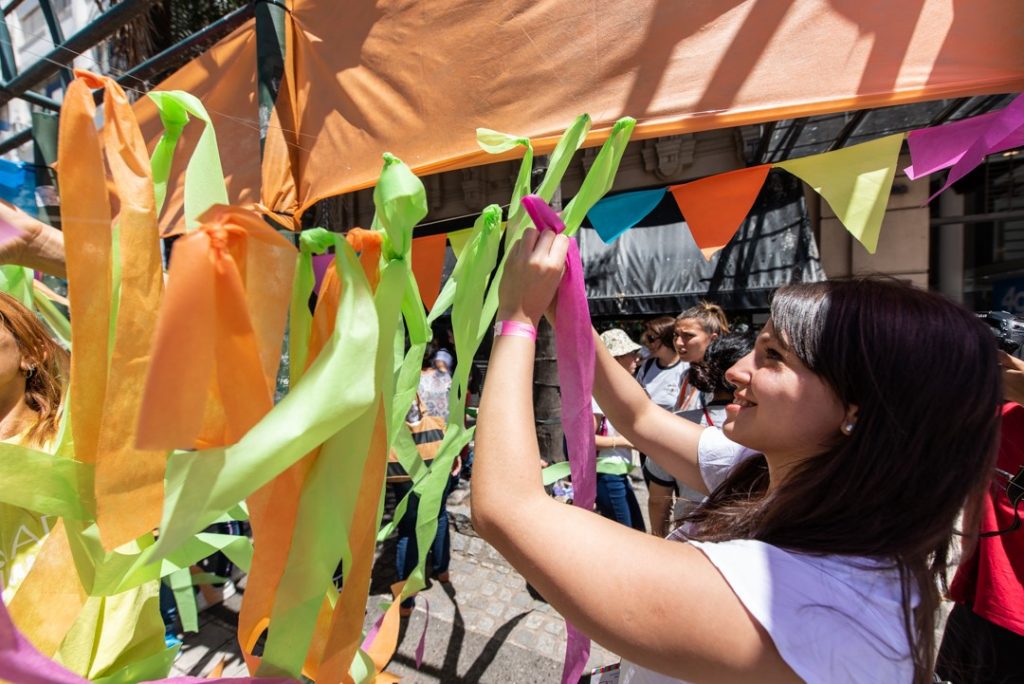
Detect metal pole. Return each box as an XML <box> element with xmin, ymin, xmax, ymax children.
<box><xmin>38</xmin><ymin>0</ymin><xmax>73</xmax><ymax>88</ymax></box>
<box><xmin>0</xmin><ymin>9</ymin><xmax>16</xmax><ymax>81</ymax></box>
<box><xmin>0</xmin><ymin>0</ymin><xmax>156</xmax><ymax>108</ymax></box>
<box><xmin>255</xmin><ymin>0</ymin><xmax>286</xmax><ymax>154</ymax></box>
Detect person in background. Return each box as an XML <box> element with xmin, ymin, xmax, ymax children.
<box><xmin>636</xmin><ymin>316</ymin><xmax>685</xmax><ymax>411</ymax></box>
<box><xmin>593</xmin><ymin>329</ymin><xmax>645</xmax><ymax>532</ymax></box>
<box><xmin>391</xmin><ymin>339</ymin><xmax>460</xmax><ymax>617</ymax></box>
<box><xmin>645</xmin><ymin>332</ymin><xmax>756</xmax><ymax>529</ymax></box>
<box><xmin>935</xmin><ymin>350</ymin><xmax>1024</xmax><ymax>683</ymax></box>
<box><xmin>672</xmin><ymin>302</ymin><xmax>730</xmax><ymax>411</ymax></box>
<box><xmin>634</xmin><ymin>317</ymin><xmax>685</xmax><ymax>536</ymax></box>
<box><xmin>475</xmin><ymin>228</ymin><xmax>1002</xmax><ymax>684</ymax></box>
<box><xmin>644</xmin><ymin>304</ymin><xmax>729</xmax><ymax>537</ymax></box>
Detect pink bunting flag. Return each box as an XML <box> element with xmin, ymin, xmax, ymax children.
<box><xmin>521</xmin><ymin>195</ymin><xmax>596</xmax><ymax>684</ymax></box>
<box><xmin>311</xmin><ymin>253</ymin><xmax>334</xmax><ymax>296</ymax></box>
<box><xmin>907</xmin><ymin>93</ymin><xmax>1024</xmax><ymax>202</ymax></box>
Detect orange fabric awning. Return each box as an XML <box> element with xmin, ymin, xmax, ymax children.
<box><xmin>134</xmin><ymin>19</ymin><xmax>261</xmax><ymax>236</ymax></box>
<box><xmin>261</xmin><ymin>0</ymin><xmax>1024</xmax><ymax>224</ymax></box>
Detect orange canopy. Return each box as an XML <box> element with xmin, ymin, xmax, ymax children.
<box><xmin>259</xmin><ymin>0</ymin><xmax>1024</xmax><ymax>224</ymax></box>
<box><xmin>134</xmin><ymin>19</ymin><xmax>261</xmax><ymax>235</ymax></box>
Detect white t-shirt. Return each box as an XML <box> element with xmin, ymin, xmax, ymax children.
<box><xmin>619</xmin><ymin>428</ymin><xmax>915</xmax><ymax>683</ymax></box>
<box><xmin>636</xmin><ymin>358</ymin><xmax>688</xmax><ymax>411</ymax></box>
<box><xmin>592</xmin><ymin>399</ymin><xmax>632</xmax><ymax>465</ymax></box>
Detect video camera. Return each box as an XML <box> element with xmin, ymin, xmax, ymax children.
<box><xmin>978</xmin><ymin>311</ymin><xmax>1024</xmax><ymax>356</ymax></box>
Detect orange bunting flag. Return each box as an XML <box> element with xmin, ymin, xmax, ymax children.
<box><xmin>669</xmin><ymin>165</ymin><xmax>771</xmax><ymax>260</ymax></box>
<box><xmin>411</xmin><ymin>233</ymin><xmax>447</xmax><ymax>310</ymax></box>
<box><xmin>136</xmin><ymin>205</ymin><xmax>296</xmax><ymax>451</ymax></box>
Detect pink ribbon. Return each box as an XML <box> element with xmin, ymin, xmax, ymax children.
<box><xmin>521</xmin><ymin>195</ymin><xmax>596</xmax><ymax>684</ymax></box>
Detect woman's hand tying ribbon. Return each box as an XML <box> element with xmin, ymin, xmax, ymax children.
<box><xmin>497</xmin><ymin>227</ymin><xmax>569</xmax><ymax>327</ymax></box>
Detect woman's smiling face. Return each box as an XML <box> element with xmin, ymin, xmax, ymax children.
<box><xmin>722</xmin><ymin>321</ymin><xmax>849</xmax><ymax>467</ymax></box>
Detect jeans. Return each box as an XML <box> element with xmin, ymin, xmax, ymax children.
<box><xmin>391</xmin><ymin>476</ymin><xmax>456</xmax><ymax>607</ymax></box>
<box><xmin>595</xmin><ymin>472</ymin><xmax>646</xmax><ymax>532</ymax></box>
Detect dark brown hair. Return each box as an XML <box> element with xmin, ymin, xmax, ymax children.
<box><xmin>684</xmin><ymin>278</ymin><xmax>1001</xmax><ymax>684</ymax></box>
<box><xmin>676</xmin><ymin>300</ymin><xmax>730</xmax><ymax>336</ymax></box>
<box><xmin>644</xmin><ymin>316</ymin><xmax>676</xmax><ymax>348</ymax></box>
<box><xmin>0</xmin><ymin>291</ymin><xmax>67</xmax><ymax>447</ymax></box>
<box><xmin>687</xmin><ymin>331</ymin><xmax>755</xmax><ymax>395</ymax></box>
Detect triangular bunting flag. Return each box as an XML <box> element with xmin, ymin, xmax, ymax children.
<box><xmin>777</xmin><ymin>134</ymin><xmax>904</xmax><ymax>254</ymax></box>
<box><xmin>447</xmin><ymin>227</ymin><xmax>474</xmax><ymax>259</ymax></box>
<box><xmin>923</xmin><ymin>94</ymin><xmax>1024</xmax><ymax>203</ymax></box>
<box><xmin>669</xmin><ymin>166</ymin><xmax>770</xmax><ymax>260</ymax></box>
<box><xmin>411</xmin><ymin>233</ymin><xmax>447</xmax><ymax>310</ymax></box>
<box><xmin>587</xmin><ymin>187</ymin><xmax>666</xmax><ymax>243</ymax></box>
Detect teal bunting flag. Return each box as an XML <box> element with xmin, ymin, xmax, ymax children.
<box><xmin>586</xmin><ymin>187</ymin><xmax>666</xmax><ymax>243</ymax></box>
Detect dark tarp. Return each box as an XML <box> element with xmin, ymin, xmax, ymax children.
<box><xmin>580</xmin><ymin>171</ymin><xmax>825</xmax><ymax>318</ymax></box>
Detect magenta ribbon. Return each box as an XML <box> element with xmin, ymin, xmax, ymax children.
<box><xmin>0</xmin><ymin>595</ymin><xmax>297</xmax><ymax>683</ymax></box>
<box><xmin>521</xmin><ymin>195</ymin><xmax>596</xmax><ymax>684</ymax></box>
<box><xmin>904</xmin><ymin>93</ymin><xmax>1024</xmax><ymax>202</ymax></box>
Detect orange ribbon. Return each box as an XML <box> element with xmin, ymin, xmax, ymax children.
<box><xmin>239</xmin><ymin>229</ymin><xmax>383</xmax><ymax>678</ymax></box>
<box><xmin>136</xmin><ymin>205</ymin><xmax>295</xmax><ymax>451</ymax></box>
<box><xmin>56</xmin><ymin>70</ymin><xmax>168</xmax><ymax>549</ymax></box>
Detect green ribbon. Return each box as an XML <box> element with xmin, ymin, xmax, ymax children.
<box><xmin>260</xmin><ymin>242</ymin><xmax>400</xmax><ymax>677</ymax></box>
<box><xmin>148</xmin><ymin>90</ymin><xmax>228</xmax><ymax>231</ymax></box>
<box><xmin>0</xmin><ymin>443</ymin><xmax>91</xmax><ymax>519</ymax></box>
<box><xmin>289</xmin><ymin>227</ymin><xmax>338</xmax><ymax>389</ymax></box>
<box><xmin>541</xmin><ymin>457</ymin><xmax>633</xmax><ymax>486</ymax></box>
<box><xmin>561</xmin><ymin>117</ymin><xmax>637</xmax><ymax>236</ymax></box>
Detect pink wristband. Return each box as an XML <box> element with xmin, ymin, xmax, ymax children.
<box><xmin>494</xmin><ymin>319</ymin><xmax>537</xmax><ymax>341</ymax></box>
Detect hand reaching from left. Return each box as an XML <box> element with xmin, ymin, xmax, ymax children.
<box><xmin>0</xmin><ymin>200</ymin><xmax>66</xmax><ymax>278</ymax></box>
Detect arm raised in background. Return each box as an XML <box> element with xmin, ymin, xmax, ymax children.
<box><xmin>0</xmin><ymin>201</ymin><xmax>66</xmax><ymax>279</ymax></box>
<box><xmin>471</xmin><ymin>228</ymin><xmax>798</xmax><ymax>684</ymax></box>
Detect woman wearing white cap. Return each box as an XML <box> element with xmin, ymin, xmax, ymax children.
<box><xmin>593</xmin><ymin>329</ymin><xmax>645</xmax><ymax>531</ymax></box>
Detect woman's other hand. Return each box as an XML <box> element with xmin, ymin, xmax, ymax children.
<box><xmin>497</xmin><ymin>228</ymin><xmax>568</xmax><ymax>327</ymax></box>
<box><xmin>1000</xmin><ymin>351</ymin><xmax>1024</xmax><ymax>404</ymax></box>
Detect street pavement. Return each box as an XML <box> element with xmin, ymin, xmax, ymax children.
<box><xmin>169</xmin><ymin>477</ymin><xmax>630</xmax><ymax>681</ymax></box>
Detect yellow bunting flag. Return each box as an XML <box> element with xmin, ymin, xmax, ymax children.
<box><xmin>447</xmin><ymin>227</ymin><xmax>474</xmax><ymax>260</ymax></box>
<box><xmin>669</xmin><ymin>165</ymin><xmax>771</xmax><ymax>260</ymax></box>
<box><xmin>777</xmin><ymin>134</ymin><xmax>904</xmax><ymax>254</ymax></box>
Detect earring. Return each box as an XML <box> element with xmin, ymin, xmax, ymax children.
<box><xmin>841</xmin><ymin>422</ymin><xmax>855</xmax><ymax>436</ymax></box>
<box><xmin>25</xmin><ymin>365</ymin><xmax>37</xmax><ymax>379</ymax></box>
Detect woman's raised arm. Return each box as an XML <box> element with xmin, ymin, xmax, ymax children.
<box><xmin>471</xmin><ymin>228</ymin><xmax>798</xmax><ymax>683</ymax></box>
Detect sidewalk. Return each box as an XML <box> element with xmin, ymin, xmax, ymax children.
<box><xmin>170</xmin><ymin>477</ymin><xmax>633</xmax><ymax>681</ymax></box>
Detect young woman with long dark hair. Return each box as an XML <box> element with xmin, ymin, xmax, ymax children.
<box><xmin>472</xmin><ymin>229</ymin><xmax>1001</xmax><ymax>683</ymax></box>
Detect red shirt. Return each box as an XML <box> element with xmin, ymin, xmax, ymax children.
<box><xmin>949</xmin><ymin>402</ymin><xmax>1024</xmax><ymax>636</ymax></box>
